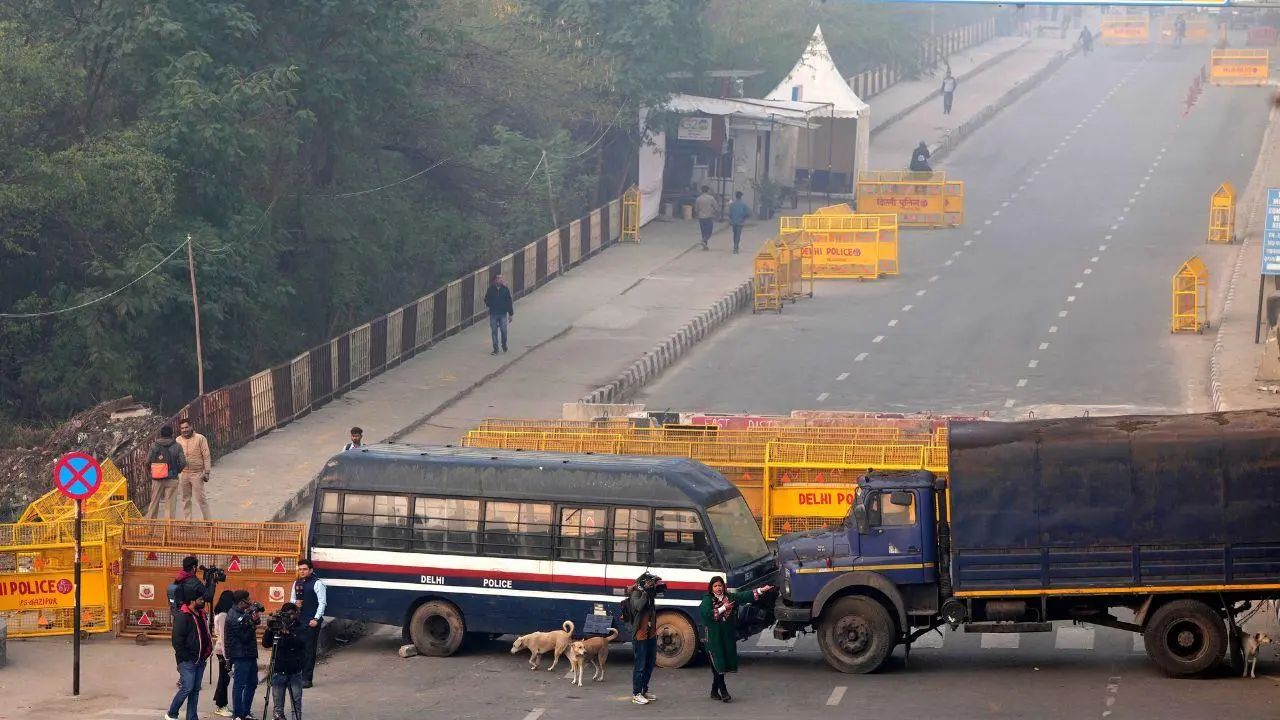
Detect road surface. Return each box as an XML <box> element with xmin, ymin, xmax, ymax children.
<box><xmin>639</xmin><ymin>44</ymin><xmax>1271</xmax><ymax>419</ymax></box>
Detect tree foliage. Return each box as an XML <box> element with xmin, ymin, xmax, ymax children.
<box><xmin>0</xmin><ymin>0</ymin><xmax>976</xmax><ymax>428</ymax></box>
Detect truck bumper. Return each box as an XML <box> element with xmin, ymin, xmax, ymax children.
<box><xmin>774</xmin><ymin>599</ymin><xmax>813</xmax><ymax>625</ymax></box>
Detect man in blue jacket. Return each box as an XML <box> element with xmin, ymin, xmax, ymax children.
<box><xmin>225</xmin><ymin>590</ymin><xmax>262</xmax><ymax>720</ymax></box>
<box><xmin>728</xmin><ymin>191</ymin><xmax>751</xmax><ymax>254</ymax></box>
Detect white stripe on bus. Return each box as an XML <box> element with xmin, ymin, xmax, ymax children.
<box><xmin>323</xmin><ymin>578</ymin><xmax>703</xmax><ymax>607</ymax></box>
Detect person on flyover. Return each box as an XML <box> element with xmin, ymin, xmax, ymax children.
<box><xmin>1174</xmin><ymin>15</ymin><xmax>1187</xmax><ymax>47</ymax></box>
<box><xmin>908</xmin><ymin>141</ymin><xmax>932</xmax><ymax>173</ymax></box>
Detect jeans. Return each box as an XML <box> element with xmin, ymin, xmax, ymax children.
<box><xmin>631</xmin><ymin>637</ymin><xmax>657</xmax><ymax>695</ymax></box>
<box><xmin>232</xmin><ymin>657</ymin><xmax>259</xmax><ymax>719</ymax></box>
<box><xmin>699</xmin><ymin>219</ymin><xmax>714</xmax><ymax>244</ymax></box>
<box><xmin>489</xmin><ymin>313</ymin><xmax>509</xmax><ymax>352</ymax></box>
<box><xmin>167</xmin><ymin>659</ymin><xmax>205</xmax><ymax>720</ymax></box>
<box><xmin>731</xmin><ymin>224</ymin><xmax>744</xmax><ymax>252</ymax></box>
<box><xmin>942</xmin><ymin>91</ymin><xmax>954</xmax><ymax>115</ymax></box>
<box><xmin>272</xmin><ymin>671</ymin><xmax>304</xmax><ymax>718</ymax></box>
<box><xmin>213</xmin><ymin>654</ymin><xmax>232</xmax><ymax>708</ymax></box>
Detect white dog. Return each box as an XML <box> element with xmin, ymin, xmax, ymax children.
<box><xmin>1242</xmin><ymin>631</ymin><xmax>1272</xmax><ymax>678</ymax></box>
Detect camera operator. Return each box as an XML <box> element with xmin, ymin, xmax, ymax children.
<box><xmin>226</xmin><ymin>590</ymin><xmax>264</xmax><ymax>720</ymax></box>
<box><xmin>622</xmin><ymin>572</ymin><xmax>666</xmax><ymax>706</ymax></box>
<box><xmin>170</xmin><ymin>556</ymin><xmax>225</xmax><ymax>611</ymax></box>
<box><xmin>262</xmin><ymin>603</ymin><xmax>308</xmax><ymax>720</ymax></box>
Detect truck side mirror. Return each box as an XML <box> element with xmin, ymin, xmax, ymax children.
<box><xmin>852</xmin><ymin>505</ymin><xmax>869</xmax><ymax>535</ymax></box>
<box><xmin>889</xmin><ymin>491</ymin><xmax>913</xmax><ymax>507</ymax></box>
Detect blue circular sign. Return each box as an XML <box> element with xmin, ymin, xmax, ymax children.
<box><xmin>53</xmin><ymin>452</ymin><xmax>103</xmax><ymax>501</ymax></box>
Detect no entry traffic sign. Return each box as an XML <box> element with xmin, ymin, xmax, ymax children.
<box><xmin>53</xmin><ymin>452</ymin><xmax>103</xmax><ymax>501</ymax></box>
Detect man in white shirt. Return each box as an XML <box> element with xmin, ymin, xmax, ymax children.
<box><xmin>941</xmin><ymin>72</ymin><xmax>957</xmax><ymax>116</ymax></box>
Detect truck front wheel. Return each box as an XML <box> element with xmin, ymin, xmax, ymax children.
<box><xmin>817</xmin><ymin>595</ymin><xmax>896</xmax><ymax>674</ymax></box>
<box><xmin>1143</xmin><ymin>599</ymin><xmax>1227</xmax><ymax>678</ymax></box>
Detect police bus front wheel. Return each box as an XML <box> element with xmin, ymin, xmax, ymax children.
<box><xmin>654</xmin><ymin>611</ymin><xmax>698</xmax><ymax>669</ymax></box>
<box><xmin>408</xmin><ymin>599</ymin><xmax>467</xmax><ymax>657</ymax></box>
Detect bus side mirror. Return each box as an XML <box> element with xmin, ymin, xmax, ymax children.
<box><xmin>852</xmin><ymin>505</ymin><xmax>869</xmax><ymax>535</ymax></box>
<box><xmin>889</xmin><ymin>491</ymin><xmax>913</xmax><ymax>507</ymax></box>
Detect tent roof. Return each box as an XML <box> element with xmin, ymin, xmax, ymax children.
<box><xmin>765</xmin><ymin>25</ymin><xmax>869</xmax><ymax>120</ymax></box>
<box><xmin>660</xmin><ymin>94</ymin><xmax>820</xmax><ymax>128</ymax></box>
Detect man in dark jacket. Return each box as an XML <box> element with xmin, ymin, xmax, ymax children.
<box><xmin>263</xmin><ymin>603</ymin><xmax>308</xmax><ymax>720</ymax></box>
<box><xmin>146</xmin><ymin>425</ymin><xmax>187</xmax><ymax>519</ymax></box>
<box><xmin>169</xmin><ymin>555</ymin><xmax>214</xmax><ymax>614</ymax></box>
<box><xmin>290</xmin><ymin>558</ymin><xmax>328</xmax><ymax>688</ymax></box>
<box><xmin>167</xmin><ymin>592</ymin><xmax>213</xmax><ymax>720</ymax></box>
<box><xmin>226</xmin><ymin>590</ymin><xmax>261</xmax><ymax>720</ymax></box>
<box><xmin>483</xmin><ymin>273</ymin><xmax>514</xmax><ymax>355</ymax></box>
<box><xmin>909</xmin><ymin>141</ymin><xmax>932</xmax><ymax>172</ymax></box>
<box><xmin>626</xmin><ymin>573</ymin><xmax>664</xmax><ymax>705</ymax></box>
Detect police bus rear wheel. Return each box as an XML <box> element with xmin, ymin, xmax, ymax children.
<box><xmin>654</xmin><ymin>611</ymin><xmax>698</xmax><ymax>669</ymax></box>
<box><xmin>409</xmin><ymin>600</ymin><xmax>467</xmax><ymax>657</ymax></box>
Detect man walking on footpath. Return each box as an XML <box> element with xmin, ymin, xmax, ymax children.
<box><xmin>941</xmin><ymin>71</ymin><xmax>957</xmax><ymax>116</ymax></box>
<box><xmin>291</xmin><ymin>558</ymin><xmax>329</xmax><ymax>688</ymax></box>
<box><xmin>484</xmin><ymin>273</ymin><xmax>514</xmax><ymax>355</ymax></box>
<box><xmin>694</xmin><ymin>186</ymin><xmax>717</xmax><ymax>250</ymax></box>
<box><xmin>728</xmin><ymin>191</ymin><xmax>751</xmax><ymax>254</ymax></box>
<box><xmin>166</xmin><ymin>585</ymin><xmax>213</xmax><ymax>720</ymax></box>
<box><xmin>342</xmin><ymin>426</ymin><xmax>364</xmax><ymax>452</ymax></box>
<box><xmin>146</xmin><ymin>425</ymin><xmax>186</xmax><ymax>519</ymax></box>
<box><xmin>176</xmin><ymin>418</ymin><xmax>212</xmax><ymax>520</ymax></box>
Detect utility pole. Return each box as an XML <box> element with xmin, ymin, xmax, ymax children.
<box><xmin>186</xmin><ymin>234</ymin><xmax>205</xmax><ymax>396</ymax></box>
<box><xmin>542</xmin><ymin>151</ymin><xmax>560</xmax><ymax>228</ymax></box>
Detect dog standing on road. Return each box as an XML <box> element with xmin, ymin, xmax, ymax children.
<box><xmin>511</xmin><ymin>620</ymin><xmax>575</xmax><ymax>671</ymax></box>
<box><xmin>1241</xmin><ymin>631</ymin><xmax>1272</xmax><ymax>678</ymax></box>
<box><xmin>566</xmin><ymin>641</ymin><xmax>588</xmax><ymax>687</ymax></box>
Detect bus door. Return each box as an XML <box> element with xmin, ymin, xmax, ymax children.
<box><xmin>554</xmin><ymin>505</ymin><xmax>612</xmax><ymax>623</ymax></box>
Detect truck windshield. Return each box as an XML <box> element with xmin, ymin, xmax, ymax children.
<box><xmin>707</xmin><ymin>497</ymin><xmax>772</xmax><ymax>568</ymax></box>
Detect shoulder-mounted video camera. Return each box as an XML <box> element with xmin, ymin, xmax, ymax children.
<box><xmin>201</xmin><ymin>566</ymin><xmax>227</xmax><ymax>585</ymax></box>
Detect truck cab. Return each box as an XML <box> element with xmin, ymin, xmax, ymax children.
<box><xmin>774</xmin><ymin>471</ymin><xmax>946</xmax><ymax>673</ymax></box>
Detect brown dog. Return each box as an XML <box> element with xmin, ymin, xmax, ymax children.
<box><xmin>511</xmin><ymin>620</ymin><xmax>575</xmax><ymax>671</ymax></box>
<box><xmin>580</xmin><ymin>628</ymin><xmax>619</xmax><ymax>682</ymax></box>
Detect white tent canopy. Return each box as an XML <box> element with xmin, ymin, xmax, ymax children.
<box><xmin>765</xmin><ymin>25</ymin><xmax>871</xmax><ymax>191</ymax></box>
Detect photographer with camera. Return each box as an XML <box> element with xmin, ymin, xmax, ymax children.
<box><xmin>261</xmin><ymin>603</ymin><xmax>308</xmax><ymax>720</ymax></box>
<box><xmin>168</xmin><ymin>556</ymin><xmax>225</xmax><ymax>613</ymax></box>
<box><xmin>226</xmin><ymin>590</ymin><xmax>264</xmax><ymax>720</ymax></box>
<box><xmin>621</xmin><ymin>572</ymin><xmax>666</xmax><ymax>706</ymax></box>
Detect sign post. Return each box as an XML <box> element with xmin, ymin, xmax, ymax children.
<box><xmin>1256</xmin><ymin>189</ymin><xmax>1280</xmax><ymax>343</ymax></box>
<box><xmin>53</xmin><ymin>451</ymin><xmax>104</xmax><ymax>696</ymax></box>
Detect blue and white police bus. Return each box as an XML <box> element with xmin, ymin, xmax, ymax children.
<box><xmin>309</xmin><ymin>444</ymin><xmax>777</xmax><ymax>667</ymax></box>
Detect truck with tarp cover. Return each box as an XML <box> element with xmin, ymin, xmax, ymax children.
<box><xmin>772</xmin><ymin>409</ymin><xmax>1280</xmax><ymax>677</ymax></box>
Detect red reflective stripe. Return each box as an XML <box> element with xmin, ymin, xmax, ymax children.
<box><xmin>313</xmin><ymin>560</ymin><xmax>706</xmax><ymax>592</ymax></box>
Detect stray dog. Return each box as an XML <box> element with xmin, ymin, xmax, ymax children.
<box><xmin>563</xmin><ymin>627</ymin><xmax>620</xmax><ymax>682</ymax></box>
<box><xmin>511</xmin><ymin>620</ymin><xmax>575</xmax><ymax>671</ymax></box>
<box><xmin>1241</xmin><ymin>631</ymin><xmax>1272</xmax><ymax>678</ymax></box>
<box><xmin>566</xmin><ymin>641</ymin><xmax>588</xmax><ymax>687</ymax></box>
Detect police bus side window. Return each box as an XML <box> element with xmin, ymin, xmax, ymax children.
<box><xmin>653</xmin><ymin>509</ymin><xmax>715</xmax><ymax>569</ymax></box>
<box><xmin>557</xmin><ymin>507</ymin><xmax>607</xmax><ymax>562</ymax></box>
<box><xmin>413</xmin><ymin>497</ymin><xmax>480</xmax><ymax>555</ymax></box>
<box><xmin>340</xmin><ymin>494</ymin><xmax>375</xmax><ymax>548</ymax></box>
<box><xmin>315</xmin><ymin>492</ymin><xmax>342</xmax><ymax>547</ymax></box>
<box><xmin>611</xmin><ymin>508</ymin><xmax>652</xmax><ymax>566</ymax></box>
<box><xmin>372</xmin><ymin>495</ymin><xmax>410</xmax><ymax>550</ymax></box>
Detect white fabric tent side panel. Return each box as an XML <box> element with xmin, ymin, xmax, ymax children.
<box><xmin>855</xmin><ymin>113</ymin><xmax>870</xmax><ymax>180</ymax></box>
<box><xmin>638</xmin><ymin>108</ymin><xmax>665</xmax><ymax>227</ymax></box>
<box><xmin>772</xmin><ymin>125</ymin><xmax>800</xmax><ymax>190</ymax></box>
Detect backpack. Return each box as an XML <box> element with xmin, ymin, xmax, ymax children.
<box><xmin>150</xmin><ymin>444</ymin><xmax>173</xmax><ymax>480</ymax></box>
<box><xmin>167</xmin><ymin>581</ymin><xmax>180</xmax><ymax>613</ymax></box>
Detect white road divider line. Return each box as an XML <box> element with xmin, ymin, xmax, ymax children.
<box><xmin>1017</xmin><ymin>379</ymin><xmax>1028</xmax><ymax>388</ymax></box>
<box><xmin>1028</xmin><ymin>360</ymin><xmax>1039</xmax><ymax>368</ymax></box>
<box><xmin>1075</xmin><ymin>282</ymin><xmax>1084</xmax><ymax>289</ymax></box>
<box><xmin>1084</xmin><ymin>268</ymin><xmax>1093</xmax><ymax>275</ymax></box>
<box><xmin>1004</xmin><ymin>399</ymin><xmax>1016</xmax><ymax>408</ymax></box>
<box><xmin>855</xmin><ymin>352</ymin><xmax>869</xmax><ymax>362</ymax></box>
<box><xmin>873</xmin><ymin>335</ymin><xmax>885</xmax><ymax>343</ymax></box>
<box><xmin>816</xmin><ymin>392</ymin><xmax>829</xmax><ymax>402</ymax></box>
<box><xmin>837</xmin><ymin>372</ymin><xmax>849</xmax><ymax>381</ymax></box>
<box><xmin>1059</xmin><ymin>310</ymin><xmax>1069</xmax><ymax>318</ymax></box>
<box><xmin>1054</xmin><ymin>627</ymin><xmax>1095</xmax><ymax>650</ymax></box>
<box><xmin>1039</xmin><ymin>342</ymin><xmax>1050</xmax><ymax>350</ymax></box>
<box><xmin>902</xmin><ymin>304</ymin><xmax>913</xmax><ymax>312</ymax></box>
<box><xmin>827</xmin><ymin>687</ymin><xmax>847</xmax><ymax>706</ymax></box>
<box><xmin>523</xmin><ymin>709</ymin><xmax>545</xmax><ymax>720</ymax></box>
<box><xmin>1050</xmin><ymin>326</ymin><xmax>1059</xmax><ymax>333</ymax></box>
<box><xmin>1067</xmin><ymin>296</ymin><xmax>1076</xmax><ymax>303</ymax></box>
<box><xmin>982</xmin><ymin>633</ymin><xmax>1020</xmax><ymax>649</ymax></box>
<box><xmin>888</xmin><ymin>319</ymin><xmax>899</xmax><ymax>327</ymax></box>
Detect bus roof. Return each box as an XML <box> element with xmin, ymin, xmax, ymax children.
<box><xmin>318</xmin><ymin>443</ymin><xmax>741</xmax><ymax>507</ymax></box>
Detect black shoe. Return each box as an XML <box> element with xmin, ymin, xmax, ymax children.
<box><xmin>720</xmin><ymin>692</ymin><xmax>733</xmax><ymax>703</ymax></box>
<box><xmin>302</xmin><ymin>680</ymin><xmax>313</xmax><ymax>689</ymax></box>
<box><xmin>490</xmin><ymin>349</ymin><xmax>498</xmax><ymax>355</ymax></box>
<box><xmin>711</xmin><ymin>690</ymin><xmax>724</xmax><ymax>700</ymax></box>
<box><xmin>502</xmin><ymin>345</ymin><xmax>508</xmax><ymax>352</ymax></box>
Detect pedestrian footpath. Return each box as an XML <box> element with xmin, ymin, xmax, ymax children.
<box><xmin>201</xmin><ymin>32</ymin><xmax>1086</xmax><ymax>524</ymax></box>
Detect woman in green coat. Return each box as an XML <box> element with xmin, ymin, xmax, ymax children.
<box><xmin>699</xmin><ymin>576</ymin><xmax>774</xmax><ymax>702</ymax></box>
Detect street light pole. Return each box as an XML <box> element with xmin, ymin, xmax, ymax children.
<box><xmin>186</xmin><ymin>234</ymin><xmax>205</xmax><ymax>396</ymax></box>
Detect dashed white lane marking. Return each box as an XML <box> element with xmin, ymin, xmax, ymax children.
<box><xmin>1132</xmin><ymin>635</ymin><xmax>1145</xmax><ymax>653</ymax></box>
<box><xmin>1110</xmin><ymin>224</ymin><xmax>1119</xmax><ymax>230</ymax></box>
<box><xmin>1017</xmin><ymin>379</ymin><xmax>1029</xmax><ymax>388</ymax></box>
<box><xmin>1091</xmin><ymin>256</ymin><xmax>1100</xmax><ymax>262</ymax></box>
<box><xmin>1143</xmin><ymin>175</ymin><xmax>1151</xmax><ymax>181</ymax></box>
<box><xmin>964</xmin><ymin>240</ymin><xmax>973</xmax><ymax>246</ymax></box>
<box><xmin>827</xmin><ymin>687</ymin><xmax>847</xmax><ymax>707</ymax></box>
<box><xmin>1075</xmin><ymin>282</ymin><xmax>1084</xmax><ymax>289</ymax></box>
<box><xmin>1028</xmin><ymin>360</ymin><xmax>1039</xmax><ymax>368</ymax></box>
<box><xmin>1004</xmin><ymin>398</ymin><xmax>1017</xmax><ymax>408</ymax></box>
<box><xmin>1139</xmin><ymin>182</ymin><xmax>1147</xmax><ymax>188</ymax></box>
<box><xmin>1039</xmin><ymin>342</ymin><xmax>1050</xmax><ymax>350</ymax></box>
<box><xmin>1117</xmin><ymin>216</ymin><xmax>1125</xmax><ymax>222</ymax></box>
<box><xmin>1067</xmin><ymin>296</ymin><xmax>1076</xmax><ymax>302</ymax></box>
<box><xmin>1084</xmin><ymin>268</ymin><xmax>1093</xmax><ymax>275</ymax></box>
<box><xmin>917</xmin><ymin>289</ymin><xmax>927</xmax><ymax>296</ymax></box>
<box><xmin>953</xmin><ymin>250</ymin><xmax>962</xmax><ymax>256</ymax></box>
<box><xmin>1019</xmin><ymin>184</ymin><xmax>1027</xmax><ymax>191</ymax></box>
<box><xmin>1059</xmin><ymin>310</ymin><xmax>1069</xmax><ymax>317</ymax></box>
<box><xmin>1104</xmin><ymin>235</ymin><xmax>1112</xmax><ymax>241</ymax></box>
<box><xmin>993</xmin><ymin>210</ymin><xmax>1002</xmax><ymax>217</ymax></box>
<box><xmin>1050</xmin><ymin>326</ymin><xmax>1059</xmax><ymax>333</ymax></box>
<box><xmin>929</xmin><ymin>275</ymin><xmax>940</xmax><ymax>282</ymax></box>
<box><xmin>984</xmin><ymin>219</ymin><xmax>992</xmax><ymax>225</ymax></box>
<box><xmin>902</xmin><ymin>304</ymin><xmax>913</xmax><ymax>312</ymax></box>
<box><xmin>982</xmin><ymin>633</ymin><xmax>1020</xmax><ymax>649</ymax></box>
<box><xmin>974</xmin><ymin>229</ymin><xmax>982</xmax><ymax>235</ymax></box>
<box><xmin>1011</xmin><ymin>193</ymin><xmax>1018</xmax><ymax>199</ymax></box>
<box><xmin>1103</xmin><ymin>676</ymin><xmax>1122</xmax><ymax>718</ymax></box>
<box><xmin>1099</xmin><ymin>244</ymin><xmax>1108</xmax><ymax>251</ymax></box>
<box><xmin>873</xmin><ymin>335</ymin><xmax>885</xmax><ymax>343</ymax></box>
<box><xmin>888</xmin><ymin>319</ymin><xmax>899</xmax><ymax>327</ymax></box>
<box><xmin>855</xmin><ymin>352</ymin><xmax>868</xmax><ymax>362</ymax></box>
<box><xmin>837</xmin><ymin>372</ymin><xmax>849</xmax><ymax>381</ymax></box>
<box><xmin>944</xmin><ymin>260</ymin><xmax>953</xmax><ymax>266</ymax></box>
<box><xmin>523</xmin><ymin>709</ymin><xmax>546</xmax><ymax>720</ymax></box>
<box><xmin>1055</xmin><ymin>627</ymin><xmax>1096</xmax><ymax>650</ymax></box>
<box><xmin>1002</xmin><ymin>201</ymin><xmax>1010</xmax><ymax>207</ymax></box>
<box><xmin>816</xmin><ymin>392</ymin><xmax>830</xmax><ymax>402</ymax></box>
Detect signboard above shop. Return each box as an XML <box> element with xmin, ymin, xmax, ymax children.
<box><xmin>677</xmin><ymin>117</ymin><xmax>713</xmax><ymax>142</ymax></box>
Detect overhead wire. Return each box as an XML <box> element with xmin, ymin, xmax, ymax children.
<box><xmin>0</xmin><ymin>241</ymin><xmax>189</xmax><ymax>319</ymax></box>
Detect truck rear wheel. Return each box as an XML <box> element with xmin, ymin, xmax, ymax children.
<box><xmin>409</xmin><ymin>600</ymin><xmax>466</xmax><ymax>657</ymax></box>
<box><xmin>817</xmin><ymin>595</ymin><xmax>896</xmax><ymax>674</ymax></box>
<box><xmin>1143</xmin><ymin>599</ymin><xmax>1226</xmax><ymax>677</ymax></box>
<box><xmin>655</xmin><ymin>610</ymin><xmax>698</xmax><ymax>669</ymax></box>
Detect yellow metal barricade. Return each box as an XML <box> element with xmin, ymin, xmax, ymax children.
<box><xmin>865</xmin><ymin>214</ymin><xmax>900</xmax><ymax>276</ymax></box>
<box><xmin>1209</xmin><ymin>49</ymin><xmax>1270</xmax><ymax>86</ymax></box>
<box><xmin>1100</xmin><ymin>15</ymin><xmax>1151</xmax><ymax>45</ymax></box>
<box><xmin>18</xmin><ymin>459</ymin><xmax>132</xmax><ymax>523</ymax></box>
<box><xmin>1160</xmin><ymin>16</ymin><xmax>1211</xmax><ymax>44</ymax></box>
<box><xmin>1208</xmin><ymin>182</ymin><xmax>1236</xmax><ymax>244</ymax></box>
<box><xmin>855</xmin><ymin>171</ymin><xmax>961</xmax><ymax>229</ymax></box>
<box><xmin>1171</xmin><ymin>257</ymin><xmax>1209</xmax><ymax>333</ymax></box>
<box><xmin>621</xmin><ymin>185</ymin><xmax>641</xmax><ymax>243</ymax></box>
<box><xmin>121</xmin><ymin>519</ymin><xmax>305</xmax><ymax>638</ymax></box>
<box><xmin>0</xmin><ymin>519</ymin><xmax>120</xmax><ymax>638</ymax></box>
<box><xmin>753</xmin><ymin>240</ymin><xmax>783</xmax><ymax>313</ymax></box>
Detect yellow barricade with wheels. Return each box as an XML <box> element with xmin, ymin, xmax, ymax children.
<box><xmin>1172</xmin><ymin>257</ymin><xmax>1209</xmax><ymax>333</ymax></box>
<box><xmin>621</xmin><ymin>185</ymin><xmax>641</xmax><ymax>243</ymax></box>
<box><xmin>1209</xmin><ymin>49</ymin><xmax>1269</xmax><ymax>86</ymax></box>
<box><xmin>753</xmin><ymin>240</ymin><xmax>783</xmax><ymax>313</ymax></box>
<box><xmin>855</xmin><ymin>171</ymin><xmax>962</xmax><ymax>229</ymax></box>
<box><xmin>1100</xmin><ymin>15</ymin><xmax>1150</xmax><ymax>45</ymax></box>
<box><xmin>1208</xmin><ymin>183</ymin><xmax>1236</xmax><ymax>244</ymax></box>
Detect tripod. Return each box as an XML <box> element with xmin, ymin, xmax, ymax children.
<box><xmin>260</xmin><ymin>628</ymin><xmax>302</xmax><ymax>720</ymax></box>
